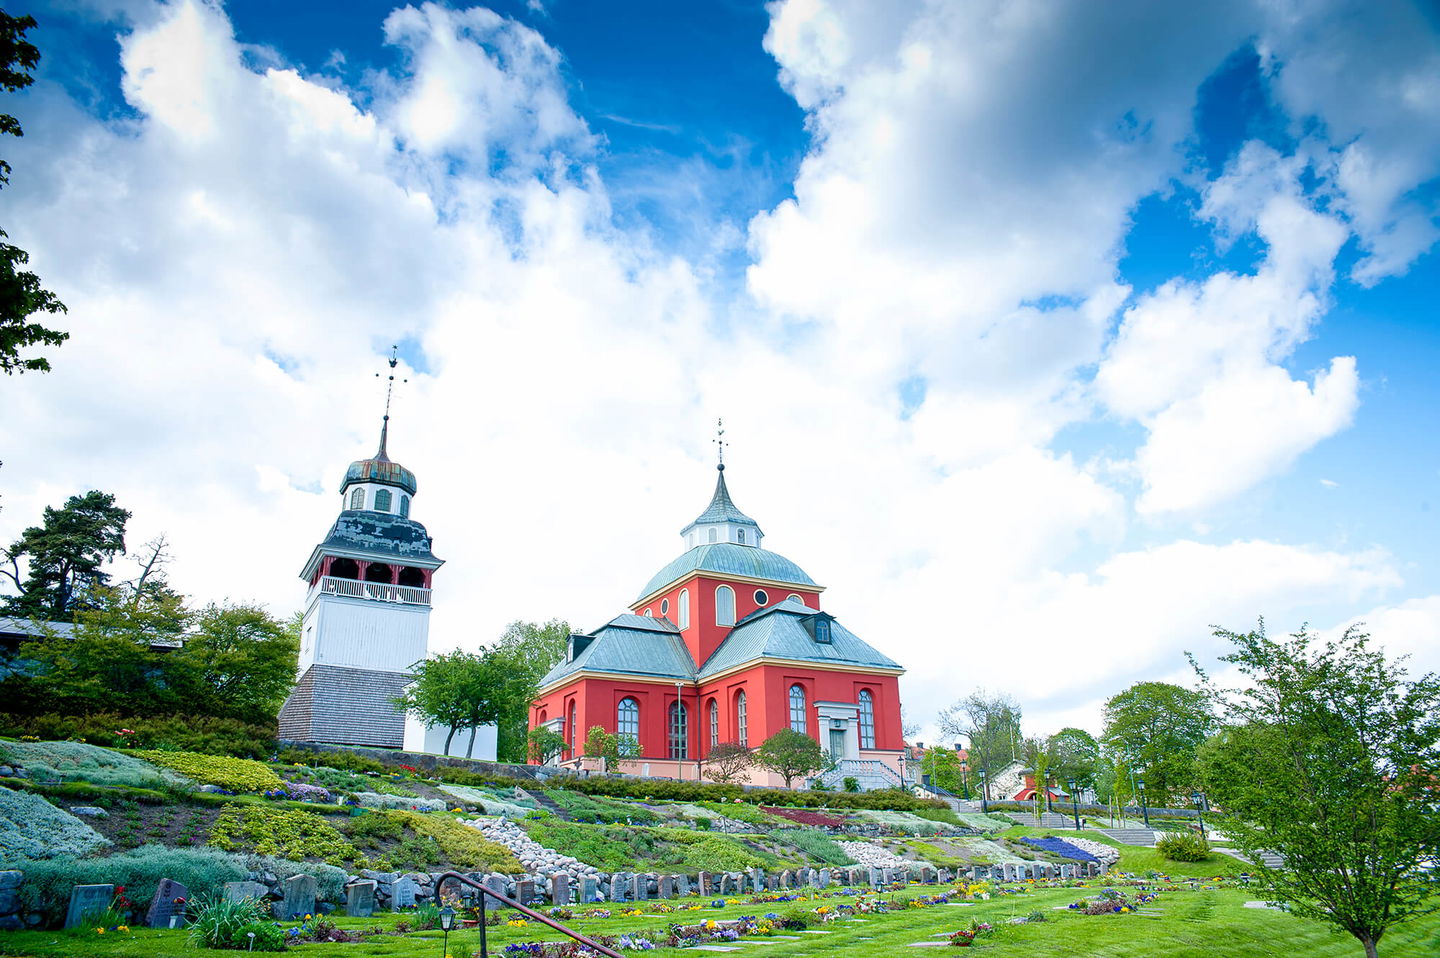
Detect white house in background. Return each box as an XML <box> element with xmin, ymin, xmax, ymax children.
<box><xmin>277</xmin><ymin>413</ymin><xmax>496</xmax><ymax>761</ymax></box>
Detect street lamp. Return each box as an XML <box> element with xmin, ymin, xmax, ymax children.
<box><xmin>1137</xmin><ymin>779</ymin><xmax>1150</xmax><ymax>827</ymax></box>
<box><xmin>1192</xmin><ymin>790</ymin><xmax>1208</xmax><ymax>841</ymax></box>
<box><xmin>977</xmin><ymin>769</ymin><xmax>989</xmax><ymax>813</ymax></box>
<box><xmin>438</xmin><ymin>905</ymin><xmax>455</xmax><ymax>958</ymax></box>
<box><xmin>1067</xmin><ymin>778</ymin><xmax>1081</xmax><ymax>831</ymax></box>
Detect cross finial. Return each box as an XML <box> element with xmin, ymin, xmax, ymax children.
<box><xmin>713</xmin><ymin>417</ymin><xmax>727</xmax><ymax>472</ymax></box>
<box><xmin>373</xmin><ymin>345</ymin><xmax>407</xmax><ymax>459</ymax></box>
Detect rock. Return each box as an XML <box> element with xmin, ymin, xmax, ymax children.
<box><xmin>199</xmin><ymin>784</ymin><xmax>227</xmax><ymax>793</ymax></box>
<box><xmin>69</xmin><ymin>806</ymin><xmax>107</xmax><ymax>818</ymax></box>
<box><xmin>0</xmin><ymin>766</ymin><xmax>13</xmax><ymax>777</ymax></box>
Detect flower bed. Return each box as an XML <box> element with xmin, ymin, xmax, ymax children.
<box><xmin>760</xmin><ymin>806</ymin><xmax>848</xmax><ymax>828</ymax></box>
<box><xmin>264</xmin><ymin>781</ymin><xmax>333</xmax><ymax>803</ymax></box>
<box><xmin>1021</xmin><ymin>836</ymin><xmax>1099</xmax><ymax>862</ymax></box>
<box><xmin>133</xmin><ymin>750</ymin><xmax>281</xmax><ymax>793</ymax></box>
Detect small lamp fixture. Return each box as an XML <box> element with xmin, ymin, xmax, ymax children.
<box><xmin>439</xmin><ymin>904</ymin><xmax>455</xmax><ymax>958</ymax></box>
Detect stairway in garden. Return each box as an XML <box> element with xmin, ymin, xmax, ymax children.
<box><xmin>1216</xmin><ymin>846</ymin><xmax>1286</xmax><ymax>869</ymax></box>
<box><xmin>1095</xmin><ymin>827</ymin><xmax>1158</xmax><ymax>845</ymax></box>
<box><xmin>815</xmin><ymin>759</ymin><xmax>908</xmax><ymax>792</ymax></box>
<box><xmin>1004</xmin><ymin>811</ymin><xmax>1083</xmax><ymax>830</ymax></box>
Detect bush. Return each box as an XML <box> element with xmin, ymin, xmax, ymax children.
<box><xmin>276</xmin><ymin>746</ymin><xmax>388</xmax><ymax>774</ymax></box>
<box><xmin>134</xmin><ymin>750</ymin><xmax>282</xmax><ymax>792</ymax></box>
<box><xmin>0</xmin><ymin>714</ymin><xmax>276</xmax><ymax>759</ymax></box>
<box><xmin>16</xmin><ymin>845</ymin><xmax>248</xmax><ymax>925</ymax></box>
<box><xmin>771</xmin><ymin>828</ymin><xmax>852</xmax><ymax>866</ymax></box>
<box><xmin>544</xmin><ymin>789</ymin><xmax>658</xmax><ymax>824</ymax></box>
<box><xmin>0</xmin><ymin>785</ymin><xmax>110</xmax><ymax>862</ymax></box>
<box><xmin>188</xmin><ymin>895</ymin><xmax>275</xmax><ymax>950</ymax></box>
<box><xmin>209</xmin><ymin>803</ymin><xmax>364</xmax><ymax>866</ymax></box>
<box><xmin>1</xmin><ymin>740</ymin><xmax>188</xmax><ymax>790</ymax></box>
<box><xmin>395</xmin><ymin>811</ymin><xmax>521</xmax><ymax>872</ymax></box>
<box><xmin>1156</xmin><ymin>832</ymin><xmax>1211</xmax><ymax>862</ymax></box>
<box><xmin>352</xmin><ymin>791</ymin><xmax>448</xmax><ymax>812</ymax></box>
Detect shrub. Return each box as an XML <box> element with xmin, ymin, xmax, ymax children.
<box><xmin>16</xmin><ymin>845</ymin><xmax>248</xmax><ymax>925</ymax></box>
<box><xmin>352</xmin><ymin>791</ymin><xmax>448</xmax><ymax>812</ymax></box>
<box><xmin>209</xmin><ymin>803</ymin><xmax>363</xmax><ymax>866</ymax></box>
<box><xmin>276</xmin><ymin>746</ymin><xmax>388</xmax><ymax>774</ymax></box>
<box><xmin>843</xmin><ymin>777</ymin><xmax>860</xmax><ymax>793</ymax></box>
<box><xmin>772</xmin><ymin>828</ymin><xmax>853</xmax><ymax>866</ymax></box>
<box><xmin>134</xmin><ymin>750</ymin><xmax>282</xmax><ymax>792</ymax></box>
<box><xmin>0</xmin><ymin>785</ymin><xmax>110</xmax><ymax>862</ymax></box>
<box><xmin>0</xmin><ymin>713</ymin><xmax>276</xmax><ymax>759</ymax></box>
<box><xmin>188</xmin><ymin>895</ymin><xmax>275</xmax><ymax>950</ymax></box>
<box><xmin>1156</xmin><ymin>832</ymin><xmax>1211</xmax><ymax>862</ymax></box>
<box><xmin>1</xmin><ymin>740</ymin><xmax>188</xmax><ymax>790</ymax></box>
<box><xmin>395</xmin><ymin>811</ymin><xmax>521</xmax><ymax>872</ymax></box>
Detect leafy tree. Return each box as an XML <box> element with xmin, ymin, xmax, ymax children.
<box><xmin>1101</xmin><ymin>681</ymin><xmax>1212</xmax><ymax>800</ymax></box>
<box><xmin>753</xmin><ymin>728</ymin><xmax>830</xmax><ymax>788</ymax></box>
<box><xmin>1021</xmin><ymin>735</ymin><xmax>1061</xmax><ymax>818</ymax></box>
<box><xmin>584</xmin><ymin>725</ymin><xmax>635</xmax><ymax>775</ymax></box>
<box><xmin>936</xmin><ymin>690</ymin><xmax>1021</xmax><ymax>779</ymax></box>
<box><xmin>490</xmin><ymin>619</ymin><xmax>569</xmax><ymax>763</ymax></box>
<box><xmin>918</xmin><ymin>746</ymin><xmax>963</xmax><ymax>793</ymax></box>
<box><xmin>527</xmin><ymin>725</ymin><xmax>568</xmax><ymax>765</ymax></box>
<box><xmin>166</xmin><ymin>603</ymin><xmax>298</xmax><ymax>724</ymax></box>
<box><xmin>1197</xmin><ymin>622</ymin><xmax>1440</xmax><ymax>958</ymax></box>
<box><xmin>397</xmin><ymin>649</ymin><xmax>489</xmax><ymax>755</ymax></box>
<box><xmin>2</xmin><ymin>490</ymin><xmax>129</xmax><ymax>618</ymax></box>
<box><xmin>703</xmin><ymin>741</ymin><xmax>753</xmax><ymax>784</ymax></box>
<box><xmin>1050</xmin><ymin>726</ymin><xmax>1101</xmax><ymax>795</ymax></box>
<box><xmin>0</xmin><ymin>11</ymin><xmax>67</xmax><ymax>375</ymax></box>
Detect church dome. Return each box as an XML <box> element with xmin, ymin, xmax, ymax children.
<box><xmin>341</xmin><ymin>456</ymin><xmax>417</xmax><ymax>495</ymax></box>
<box><xmin>636</xmin><ymin>542</ymin><xmax>815</xmax><ymax>603</ymax></box>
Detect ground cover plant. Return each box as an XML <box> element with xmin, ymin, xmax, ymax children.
<box><xmin>0</xmin><ymin>784</ymin><xmax>111</xmax><ymax>861</ymax></box>
<box><xmin>522</xmin><ymin>817</ymin><xmax>777</xmax><ymax>872</ymax></box>
<box><xmin>279</xmin><ymin>763</ymin><xmax>419</xmax><ymax>799</ymax></box>
<box><xmin>543</xmin><ymin>788</ymin><xmax>658</xmax><ymax>824</ymax></box>
<box><xmin>132</xmin><ymin>750</ymin><xmax>281</xmax><ymax>792</ymax></box>
<box><xmin>0</xmin><ymin>713</ymin><xmax>276</xmax><ymax>759</ymax></box>
<box><xmin>437</xmin><ymin>783</ymin><xmax>533</xmax><ymax>817</ymax></box>
<box><xmin>769</xmin><ymin>827</ymin><xmax>853</xmax><ymax>865</ymax></box>
<box><xmin>207</xmin><ymin>803</ymin><xmax>363</xmax><ymax>866</ymax></box>
<box><xmin>1</xmin><ymin>740</ymin><xmax>188</xmax><ymax>790</ymax></box>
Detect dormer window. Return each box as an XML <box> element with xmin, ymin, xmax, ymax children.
<box><xmin>815</xmin><ymin>618</ymin><xmax>832</xmax><ymax>643</ymax></box>
<box><xmin>737</xmin><ymin>528</ymin><xmax>745</xmax><ymax>543</ymax></box>
<box><xmin>708</xmin><ymin>528</ymin><xmax>718</xmax><ymax>544</ymax></box>
<box><xmin>349</xmin><ymin>488</ymin><xmax>365</xmax><ymax>510</ymax></box>
<box><xmin>374</xmin><ymin>489</ymin><xmax>392</xmax><ymax>512</ymax></box>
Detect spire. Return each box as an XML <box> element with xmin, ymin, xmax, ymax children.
<box><xmin>714</xmin><ymin>417</ymin><xmax>728</xmax><ymax>473</ymax></box>
<box><xmin>682</xmin><ymin>418</ymin><xmax>763</xmax><ymax>547</ymax></box>
<box><xmin>374</xmin><ymin>345</ymin><xmax>406</xmax><ymax>462</ymax></box>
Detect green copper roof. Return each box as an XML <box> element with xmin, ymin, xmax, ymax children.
<box><xmin>636</xmin><ymin>543</ymin><xmax>816</xmax><ymax>602</ymax></box>
<box><xmin>341</xmin><ymin>419</ymin><xmax>418</xmax><ymax>495</ymax></box>
<box><xmin>698</xmin><ymin>598</ymin><xmax>903</xmax><ymax>677</ymax></box>
<box><xmin>538</xmin><ymin>614</ymin><xmax>696</xmax><ymax>687</ymax></box>
<box><xmin>681</xmin><ymin>468</ymin><xmax>760</xmax><ymax>533</ymax></box>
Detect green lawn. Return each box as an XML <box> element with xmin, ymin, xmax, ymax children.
<box><xmin>3</xmin><ymin>883</ymin><xmax>1437</xmax><ymax>958</ymax></box>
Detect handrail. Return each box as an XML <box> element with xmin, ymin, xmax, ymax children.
<box><xmin>433</xmin><ymin>871</ymin><xmax>624</xmax><ymax>958</ymax></box>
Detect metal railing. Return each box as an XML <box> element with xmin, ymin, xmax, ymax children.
<box><xmin>312</xmin><ymin>575</ymin><xmax>430</xmax><ymax>606</ymax></box>
<box><xmin>433</xmin><ymin>871</ymin><xmax>623</xmax><ymax>958</ymax></box>
<box><xmin>816</xmin><ymin>759</ymin><xmax>907</xmax><ymax>791</ymax></box>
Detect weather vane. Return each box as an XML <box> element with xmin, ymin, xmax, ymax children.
<box><xmin>714</xmin><ymin>417</ymin><xmax>727</xmax><ymax>471</ymax></box>
<box><xmin>375</xmin><ymin>345</ymin><xmax>407</xmax><ymax>423</ymax></box>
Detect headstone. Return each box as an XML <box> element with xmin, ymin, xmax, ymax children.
<box><xmin>920</xmin><ymin>866</ymin><xmax>937</xmax><ymax>884</ymax></box>
<box><xmin>65</xmin><ymin>884</ymin><xmax>114</xmax><ymax>929</ymax></box>
<box><xmin>279</xmin><ymin>875</ymin><xmax>317</xmax><ymax>920</ymax></box>
<box><xmin>937</xmin><ymin>868</ymin><xmax>952</xmax><ymax>884</ymax></box>
<box><xmin>611</xmin><ymin>873</ymin><xmax>629</xmax><ymax>903</ymax></box>
<box><xmin>696</xmin><ymin>872</ymin><xmax>711</xmax><ymax>896</ymax></box>
<box><xmin>579</xmin><ymin>875</ymin><xmax>598</xmax><ymax>903</ymax></box>
<box><xmin>1060</xmin><ymin>864</ymin><xmax>1075</xmax><ymax>880</ymax></box>
<box><xmin>346</xmin><ymin>881</ymin><xmax>376</xmax><ymax>918</ymax></box>
<box><xmin>1001</xmin><ymin>863</ymin><xmax>1017</xmax><ymax>882</ymax></box>
<box><xmin>749</xmin><ymin>868</ymin><xmax>765</xmax><ymax>894</ymax></box>
<box><xmin>778</xmin><ymin>871</ymin><xmax>792</xmax><ymax>890</ymax></box>
<box><xmin>868</xmin><ymin>866</ymin><xmax>883</xmax><ymax>889</ymax></box>
<box><xmin>630</xmin><ymin>874</ymin><xmax>648</xmax><ymax>901</ymax></box>
<box><xmin>658</xmin><ymin>875</ymin><xmax>677</xmax><ymax>899</ymax></box>
<box><xmin>719</xmin><ymin>873</ymin><xmax>735</xmax><ymax>896</ymax></box>
<box><xmin>969</xmin><ymin>866</ymin><xmax>987</xmax><ymax>882</ymax></box>
<box><xmin>393</xmin><ymin>877</ymin><xmax>419</xmax><ymax>910</ymax></box>
<box><xmin>223</xmin><ymin>881</ymin><xmax>269</xmax><ymax>904</ymax></box>
<box><xmin>817</xmin><ymin>868</ymin><xmax>832</xmax><ymax>888</ymax></box>
<box><xmin>548</xmin><ymin>874</ymin><xmax>570</xmax><ymax>906</ymax></box>
<box><xmin>482</xmin><ymin>876</ymin><xmax>509</xmax><ymax>911</ymax></box>
<box><xmin>515</xmin><ymin>880</ymin><xmax>536</xmax><ymax>906</ymax></box>
<box><xmin>1012</xmin><ymin>863</ymin><xmax>1028</xmax><ymax>881</ymax></box>
<box><xmin>145</xmin><ymin>878</ymin><xmax>189</xmax><ymax>929</ymax></box>
<box><xmin>675</xmin><ymin>874</ymin><xmax>691</xmax><ymax>898</ymax></box>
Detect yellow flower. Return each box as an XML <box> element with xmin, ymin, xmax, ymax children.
<box><xmin>118</xmin><ymin>925</ymin><xmax>130</xmax><ymax>932</ymax></box>
<box><xmin>96</xmin><ymin>928</ymin><xmax>105</xmax><ymax>935</ymax></box>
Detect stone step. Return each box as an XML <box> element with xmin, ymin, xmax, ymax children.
<box><xmin>1095</xmin><ymin>828</ymin><xmax>1158</xmax><ymax>846</ymax></box>
<box><xmin>1216</xmin><ymin>847</ymin><xmax>1286</xmax><ymax>869</ymax></box>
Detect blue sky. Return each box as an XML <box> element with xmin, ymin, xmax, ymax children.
<box><xmin>3</xmin><ymin>0</ymin><xmax>1438</xmax><ymax>734</ymax></box>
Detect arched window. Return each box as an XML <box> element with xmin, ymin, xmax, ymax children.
<box><xmin>538</xmin><ymin>709</ymin><xmax>548</xmax><ymax>724</ymax></box>
<box><xmin>678</xmin><ymin>589</ymin><xmax>690</xmax><ymax>629</ymax></box>
<box><xmin>858</xmin><ymin>690</ymin><xmax>876</xmax><ymax>750</ymax></box>
<box><xmin>737</xmin><ymin>528</ymin><xmax>745</xmax><ymax>543</ymax></box>
<box><xmin>735</xmin><ymin>690</ymin><xmax>748</xmax><ymax>747</ymax></box>
<box><xmin>617</xmin><ymin>698</ymin><xmax>639</xmax><ymax>751</ymax></box>
<box><xmin>568</xmin><ymin>702</ymin><xmax>577</xmax><ymax>752</ymax></box>
<box><xmin>788</xmin><ymin>593</ymin><xmax>803</xmax><ymax>603</ymax></box>
<box><xmin>398</xmin><ymin>566</ymin><xmax>426</xmax><ymax>588</ymax></box>
<box><xmin>668</xmin><ymin>700</ymin><xmax>688</xmax><ymax>759</ymax></box>
<box><xmin>708</xmin><ymin>698</ymin><xmax>719</xmax><ymax>748</ymax></box>
<box><xmin>789</xmin><ymin>685</ymin><xmax>808</xmax><ymax>734</ymax></box>
<box><xmin>329</xmin><ymin>558</ymin><xmax>359</xmax><ymax>580</ymax></box>
<box><xmin>374</xmin><ymin>488</ymin><xmax>392</xmax><ymax>512</ymax></box>
<box><xmin>364</xmin><ymin>563</ymin><xmax>392</xmax><ymax>583</ymax></box>
<box><xmin>399</xmin><ymin>495</ymin><xmax>411</xmax><ymax>518</ymax></box>
<box><xmin>349</xmin><ymin>487</ymin><xmax>365</xmax><ymax>510</ymax></box>
<box><xmin>708</xmin><ymin>528</ymin><xmax>718</xmax><ymax>543</ymax></box>
<box><xmin>644</xmin><ymin>609</ymin><xmax>654</xmax><ymax>617</ymax></box>
<box><xmin>715</xmin><ymin>586</ymin><xmax>735</xmax><ymax>627</ymax></box>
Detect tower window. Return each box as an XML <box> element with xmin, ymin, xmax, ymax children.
<box><xmin>859</xmin><ymin>689</ymin><xmax>876</xmax><ymax>750</ymax></box>
<box><xmin>708</xmin><ymin>528</ymin><xmax>718</xmax><ymax>544</ymax></box>
<box><xmin>715</xmin><ymin>586</ymin><xmax>735</xmax><ymax>627</ymax></box>
<box><xmin>374</xmin><ymin>489</ymin><xmax>392</xmax><ymax>512</ymax></box>
<box><xmin>668</xmin><ymin>700</ymin><xmax>689</xmax><ymax>759</ymax></box>
<box><xmin>644</xmin><ymin>609</ymin><xmax>654</xmax><ymax>617</ymax></box>
<box><xmin>753</xmin><ymin>589</ymin><xmax>769</xmax><ymax>606</ymax></box>
<box><xmin>736</xmin><ymin>689</ymin><xmax>748</xmax><ymax>747</ymax></box>
<box><xmin>349</xmin><ymin>488</ymin><xmax>365</xmax><ymax>510</ymax></box>
<box><xmin>678</xmin><ymin>589</ymin><xmax>690</xmax><ymax>629</ymax></box>
<box><xmin>737</xmin><ymin>528</ymin><xmax>745</xmax><ymax>543</ymax></box>
<box><xmin>399</xmin><ymin>495</ymin><xmax>411</xmax><ymax>518</ymax></box>
<box><xmin>789</xmin><ymin>685</ymin><xmax>808</xmax><ymax>735</ymax></box>
<box><xmin>617</xmin><ymin>697</ymin><xmax>639</xmax><ymax>751</ymax></box>
<box><xmin>708</xmin><ymin>698</ymin><xmax>719</xmax><ymax>748</ymax></box>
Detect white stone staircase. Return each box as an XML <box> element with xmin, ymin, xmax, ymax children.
<box><xmin>1095</xmin><ymin>827</ymin><xmax>1159</xmax><ymax>846</ymax></box>
<box><xmin>815</xmin><ymin>759</ymin><xmax>907</xmax><ymax>792</ymax></box>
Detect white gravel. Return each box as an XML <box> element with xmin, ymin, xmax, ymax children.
<box><xmin>836</xmin><ymin>840</ymin><xmax>928</xmax><ymax>870</ymax></box>
<box><xmin>461</xmin><ymin>816</ymin><xmax>601</xmax><ymax>885</ymax></box>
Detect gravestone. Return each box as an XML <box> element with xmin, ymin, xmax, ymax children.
<box><xmin>1059</xmin><ymin>864</ymin><xmax>1075</xmax><ymax>880</ymax></box>
<box><xmin>778</xmin><ymin>871</ymin><xmax>792</xmax><ymax>890</ymax></box>
<box><xmin>868</xmin><ymin>866</ymin><xmax>883</xmax><ymax>889</ymax></box>
<box><xmin>393</xmin><ymin>877</ymin><xmax>419</xmax><ymax>910</ymax></box>
<box><xmin>515</xmin><ymin>879</ymin><xmax>536</xmax><ymax>906</ymax></box>
<box><xmin>548</xmin><ymin>874</ymin><xmax>570</xmax><ymax>906</ymax></box>
<box><xmin>346</xmin><ymin>881</ymin><xmax>376</xmax><ymax>918</ymax></box>
<box><xmin>483</xmin><ymin>876</ymin><xmax>509</xmax><ymax>911</ymax></box>
<box><xmin>1012</xmin><ymin>863</ymin><xmax>1028</xmax><ymax>881</ymax></box>
<box><xmin>920</xmin><ymin>866</ymin><xmax>937</xmax><ymax>884</ymax></box>
<box><xmin>718</xmin><ymin>873</ymin><xmax>735</xmax><ymax>896</ymax></box>
<box><xmin>223</xmin><ymin>881</ymin><xmax>269</xmax><ymax>904</ymax></box>
<box><xmin>696</xmin><ymin>872</ymin><xmax>711</xmax><ymax>896</ymax></box>
<box><xmin>658</xmin><ymin>875</ymin><xmax>677</xmax><ymax>899</ymax></box>
<box><xmin>65</xmin><ymin>884</ymin><xmax>114</xmax><ymax>929</ymax></box>
<box><xmin>851</xmin><ymin>867</ymin><xmax>868</xmax><ymax>886</ymax></box>
<box><xmin>580</xmin><ymin>875</ymin><xmax>599</xmax><ymax>903</ymax></box>
<box><xmin>145</xmin><ymin>878</ymin><xmax>189</xmax><ymax>929</ymax></box>
<box><xmin>937</xmin><ymin>868</ymin><xmax>952</xmax><ymax>884</ymax></box>
<box><xmin>279</xmin><ymin>874</ymin><xmax>317</xmax><ymax>920</ymax></box>
<box><xmin>630</xmin><ymin>874</ymin><xmax>648</xmax><ymax>901</ymax></box>
<box><xmin>675</xmin><ymin>874</ymin><xmax>691</xmax><ymax>898</ymax></box>
<box><xmin>817</xmin><ymin>868</ymin><xmax>831</xmax><ymax>888</ymax></box>
<box><xmin>614</xmin><ymin>873</ymin><xmax>632</xmax><ymax>903</ymax></box>
<box><xmin>1000</xmin><ymin>863</ymin><xmax>1016</xmax><ymax>882</ymax></box>
<box><xmin>749</xmin><ymin>868</ymin><xmax>765</xmax><ymax>894</ymax></box>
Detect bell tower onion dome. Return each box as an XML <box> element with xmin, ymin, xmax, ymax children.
<box><xmin>339</xmin><ymin>417</ymin><xmax>418</xmax><ymax>517</ymax></box>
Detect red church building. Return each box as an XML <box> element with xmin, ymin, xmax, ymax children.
<box><xmin>529</xmin><ymin>461</ymin><xmax>908</xmax><ymax>789</ymax></box>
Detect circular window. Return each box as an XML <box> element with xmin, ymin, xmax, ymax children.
<box><xmin>661</xmin><ymin>598</ymin><xmax>670</xmax><ymax>615</ymax></box>
<box><xmin>754</xmin><ymin>589</ymin><xmax>769</xmax><ymax>606</ymax></box>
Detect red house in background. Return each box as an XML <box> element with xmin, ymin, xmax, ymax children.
<box><xmin>529</xmin><ymin>462</ymin><xmax>908</xmax><ymax>789</ymax></box>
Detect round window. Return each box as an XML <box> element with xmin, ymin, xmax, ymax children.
<box><xmin>754</xmin><ymin>589</ymin><xmax>769</xmax><ymax>606</ymax></box>
<box><xmin>661</xmin><ymin>598</ymin><xmax>670</xmax><ymax>615</ymax></box>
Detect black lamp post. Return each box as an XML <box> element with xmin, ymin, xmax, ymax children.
<box><xmin>1068</xmin><ymin>778</ymin><xmax>1081</xmax><ymax>831</ymax></box>
<box><xmin>978</xmin><ymin>769</ymin><xmax>988</xmax><ymax>812</ymax></box>
<box><xmin>439</xmin><ymin>905</ymin><xmax>455</xmax><ymax>958</ymax></box>
<box><xmin>1192</xmin><ymin>790</ymin><xmax>1208</xmax><ymax>841</ymax></box>
<box><xmin>1137</xmin><ymin>778</ymin><xmax>1150</xmax><ymax>828</ymax></box>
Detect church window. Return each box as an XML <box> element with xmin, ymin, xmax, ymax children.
<box><xmin>374</xmin><ymin>489</ymin><xmax>392</xmax><ymax>512</ymax></box>
<box><xmin>668</xmin><ymin>700</ymin><xmax>689</xmax><ymax>759</ymax></box>
<box><xmin>754</xmin><ymin>589</ymin><xmax>769</xmax><ymax>606</ymax></box>
<box><xmin>789</xmin><ymin>685</ymin><xmax>808</xmax><ymax>734</ymax></box>
<box><xmin>617</xmin><ymin>698</ymin><xmax>640</xmax><ymax>751</ymax></box>
<box><xmin>644</xmin><ymin>609</ymin><xmax>654</xmax><ymax>617</ymax></box>
<box><xmin>708</xmin><ymin>698</ymin><xmax>719</xmax><ymax>748</ymax></box>
<box><xmin>708</xmin><ymin>528</ymin><xmax>718</xmax><ymax>544</ymax></box>
<box><xmin>678</xmin><ymin>589</ymin><xmax>690</xmax><ymax>629</ymax></box>
<box><xmin>814</xmin><ymin>618</ymin><xmax>832</xmax><ymax>643</ymax></box>
<box><xmin>349</xmin><ymin>488</ymin><xmax>365</xmax><ymax>510</ymax></box>
<box><xmin>788</xmin><ymin>593</ymin><xmax>803</xmax><ymax>603</ymax></box>
<box><xmin>736</xmin><ymin>690</ymin><xmax>748</xmax><ymax>746</ymax></box>
<box><xmin>858</xmin><ymin>690</ymin><xmax>876</xmax><ymax>749</ymax></box>
<box><xmin>715</xmin><ymin>586</ymin><xmax>735</xmax><ymax>627</ymax></box>
<box><xmin>568</xmin><ymin>702</ymin><xmax>577</xmax><ymax>751</ymax></box>
<box><xmin>660</xmin><ymin>598</ymin><xmax>670</xmax><ymax>616</ymax></box>
<box><xmin>737</xmin><ymin>528</ymin><xmax>745</xmax><ymax>543</ymax></box>
<box><xmin>399</xmin><ymin>495</ymin><xmax>411</xmax><ymax>518</ymax></box>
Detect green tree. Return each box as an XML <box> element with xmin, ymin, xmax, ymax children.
<box><xmin>1050</xmin><ymin>726</ymin><xmax>1100</xmax><ymax>794</ymax></box>
<box><xmin>527</xmin><ymin>725</ymin><xmax>568</xmax><ymax>765</ymax></box>
<box><xmin>584</xmin><ymin>725</ymin><xmax>637</xmax><ymax>775</ymax></box>
<box><xmin>2</xmin><ymin>490</ymin><xmax>129</xmax><ymax>618</ymax></box>
<box><xmin>1197</xmin><ymin>622</ymin><xmax>1440</xmax><ymax>958</ymax></box>
<box><xmin>397</xmin><ymin>649</ymin><xmax>489</xmax><ymax>755</ymax></box>
<box><xmin>936</xmin><ymin>690</ymin><xmax>1021</xmax><ymax>780</ymax></box>
<box><xmin>0</xmin><ymin>11</ymin><xmax>67</xmax><ymax>375</ymax></box>
<box><xmin>490</xmin><ymin>619</ymin><xmax>569</xmax><ymax>763</ymax></box>
<box><xmin>1101</xmin><ymin>681</ymin><xmax>1212</xmax><ymax>801</ymax></box>
<box><xmin>165</xmin><ymin>603</ymin><xmax>298</xmax><ymax>724</ymax></box>
<box><xmin>919</xmin><ymin>746</ymin><xmax>962</xmax><ymax>792</ymax></box>
<box><xmin>1022</xmin><ymin>735</ymin><xmax>1061</xmax><ymax>818</ymax></box>
<box><xmin>753</xmin><ymin>728</ymin><xmax>830</xmax><ymax>788</ymax></box>
<box><xmin>703</xmin><ymin>741</ymin><xmax>753</xmax><ymax>784</ymax></box>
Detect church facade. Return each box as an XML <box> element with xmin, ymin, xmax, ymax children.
<box><xmin>529</xmin><ymin>463</ymin><xmax>908</xmax><ymax>789</ymax></box>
